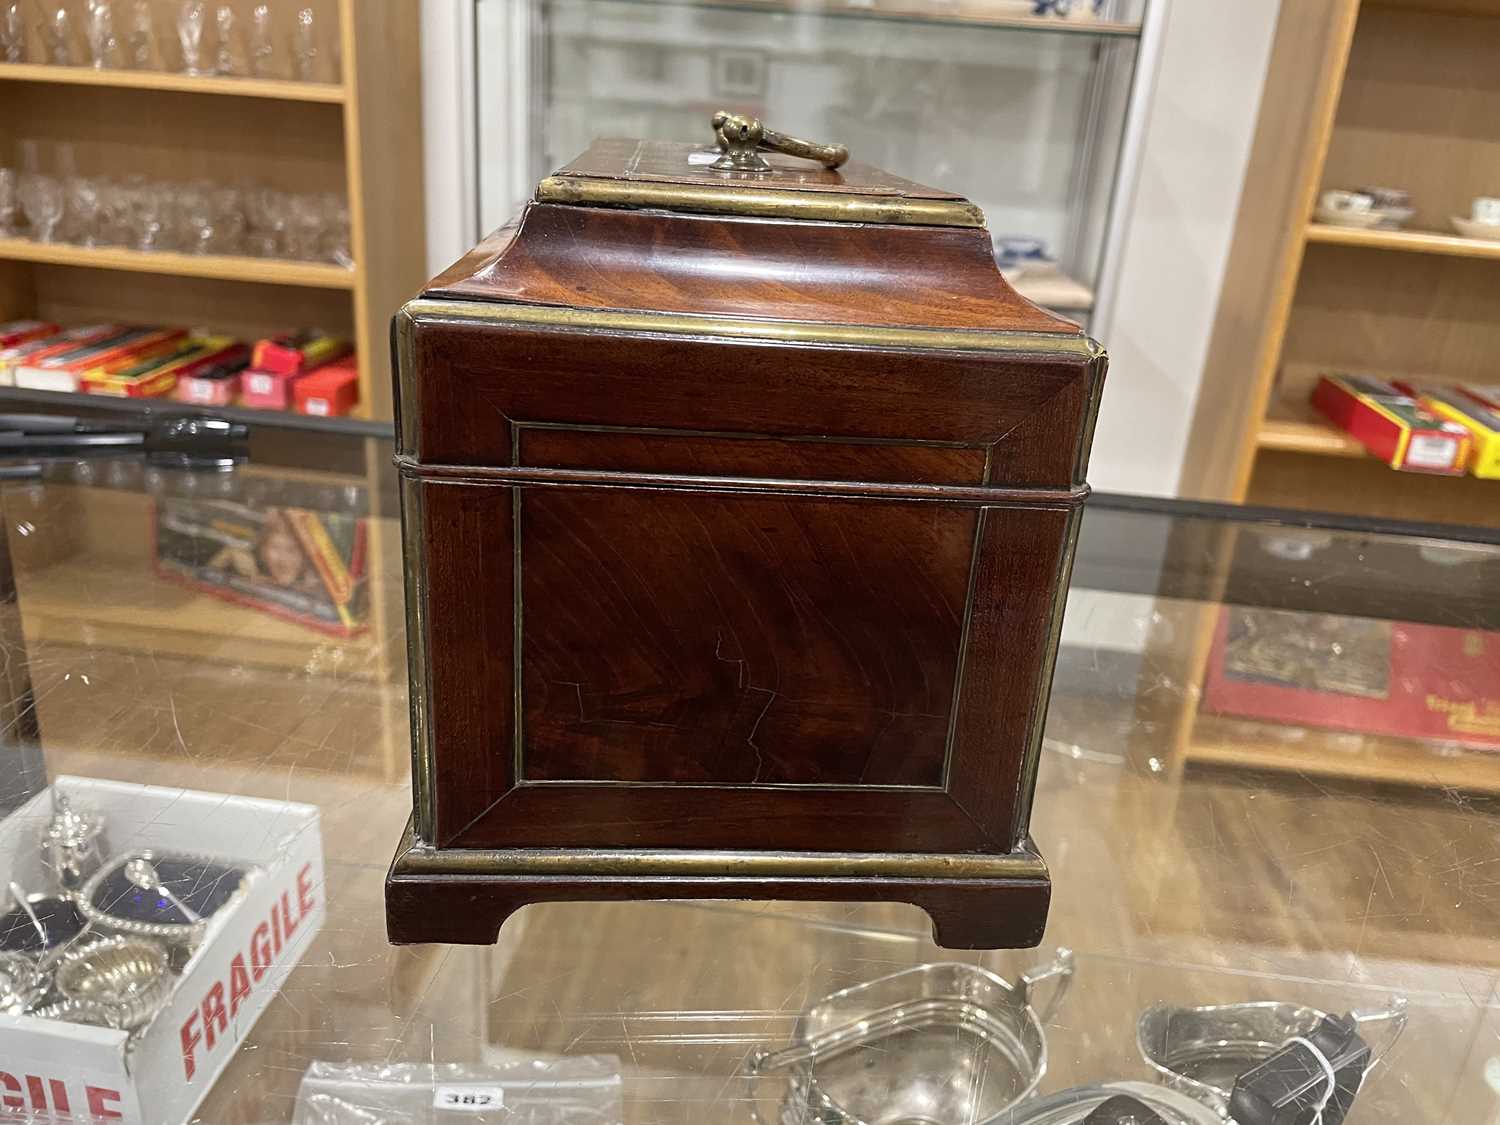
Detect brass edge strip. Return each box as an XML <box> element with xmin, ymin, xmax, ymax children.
<box><xmin>393</xmin><ymin>842</ymin><xmax>1048</xmax><ymax>881</ymax></box>
<box><xmin>1073</xmin><ymin>339</ymin><xmax>1108</xmax><ymax>486</ymax></box>
<box><xmin>399</xmin><ymin>474</ymin><xmax>435</xmax><ymax>841</ymax></box>
<box><xmin>393</xmin><ymin>306</ymin><xmax>419</xmax><ymax>457</ymax></box>
<box><xmin>1009</xmin><ymin>505</ymin><xmax>1084</xmax><ymax>844</ymax></box>
<box><xmin>400</xmin><ymin>298</ymin><xmax>1093</xmax><ymax>359</ymax></box>
<box><xmin>396</xmin><ymin>459</ymin><xmax>1087</xmax><ymax>507</ymax></box>
<box><xmin>536</xmin><ymin>176</ymin><xmax>987</xmax><ymax>229</ymax></box>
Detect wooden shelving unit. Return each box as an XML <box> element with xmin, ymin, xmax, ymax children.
<box><xmin>0</xmin><ymin>0</ymin><xmax>425</xmax><ymax>425</ymax></box>
<box><xmin>1184</xmin><ymin>0</ymin><xmax>1500</xmax><ymax>530</ymax></box>
<box><xmin>0</xmin><ymin>237</ymin><xmax>355</xmax><ymax>289</ymax></box>
<box><xmin>0</xmin><ymin>2</ymin><xmax>420</xmax><ymax>699</ymax></box>
<box><xmin>0</xmin><ymin>61</ymin><xmax>344</xmax><ymax>102</ymax></box>
<box><xmin>1187</xmin><ymin>714</ymin><xmax>1500</xmax><ymax>794</ymax></box>
<box><xmin>1305</xmin><ymin>221</ymin><xmax>1500</xmax><ymax>261</ymax></box>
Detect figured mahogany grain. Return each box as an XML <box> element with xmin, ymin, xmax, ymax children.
<box><xmin>519</xmin><ymin>488</ymin><xmax>974</xmax><ymax>786</ymax></box>
<box><xmin>430</xmin><ymin>203</ymin><xmax>1080</xmax><ymax>333</ymax></box>
<box><xmin>406</xmin><ymin>321</ymin><xmax>1096</xmax><ymax>489</ymax></box>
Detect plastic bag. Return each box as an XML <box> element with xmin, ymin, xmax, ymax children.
<box><xmin>291</xmin><ymin>1058</ymin><xmax>624</xmax><ymax>1125</ymax></box>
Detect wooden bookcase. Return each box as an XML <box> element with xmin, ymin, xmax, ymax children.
<box><xmin>1183</xmin><ymin>0</ymin><xmax>1500</xmax><ymax>529</ymax></box>
<box><xmin>0</xmin><ymin>0</ymin><xmax>425</xmax><ymax>426</ymax></box>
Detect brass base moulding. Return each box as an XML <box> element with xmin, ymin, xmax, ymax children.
<box><xmin>385</xmin><ymin>819</ymin><xmax>1051</xmax><ymax>950</ymax></box>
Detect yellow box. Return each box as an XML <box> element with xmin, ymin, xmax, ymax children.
<box><xmin>1419</xmin><ymin>388</ymin><xmax>1500</xmax><ymax>479</ymax></box>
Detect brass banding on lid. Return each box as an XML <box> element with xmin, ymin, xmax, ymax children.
<box><xmin>536</xmin><ymin>176</ymin><xmax>987</xmax><ymax>228</ymax></box>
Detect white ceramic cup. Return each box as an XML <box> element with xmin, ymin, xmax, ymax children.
<box><xmin>1321</xmin><ymin>189</ymin><xmax>1374</xmax><ymax>214</ymax></box>
<box><xmin>1472</xmin><ymin>197</ymin><xmax>1500</xmax><ymax>224</ymax></box>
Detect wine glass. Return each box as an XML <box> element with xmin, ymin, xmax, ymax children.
<box><xmin>285</xmin><ymin>191</ymin><xmax>324</xmax><ymax>260</ymax></box>
<box><xmin>176</xmin><ymin>0</ymin><xmax>209</xmax><ymax>76</ymax></box>
<box><xmin>85</xmin><ymin>0</ymin><xmax>121</xmax><ymax>69</ymax></box>
<box><xmin>126</xmin><ymin>0</ymin><xmax>155</xmax><ymax>68</ymax></box>
<box><xmin>292</xmin><ymin>7</ymin><xmax>317</xmax><ymax>81</ymax></box>
<box><xmin>129</xmin><ymin>175</ymin><xmax>170</xmax><ymax>251</ymax></box>
<box><xmin>96</xmin><ymin>177</ymin><xmax>132</xmax><ymax>245</ymax></box>
<box><xmin>321</xmin><ymin>192</ymin><xmax>351</xmax><ymax>267</ymax></box>
<box><xmin>209</xmin><ymin>185</ymin><xmax>246</xmax><ymax>253</ymax></box>
<box><xmin>176</xmin><ymin>178</ymin><xmax>214</xmax><ymax>253</ymax></box>
<box><xmin>19</xmin><ymin>173</ymin><xmax>64</xmax><ymax>242</ymax></box>
<box><xmin>249</xmin><ymin>3</ymin><xmax>274</xmax><ymax>77</ymax></box>
<box><xmin>1</xmin><ymin>2</ymin><xmax>26</xmax><ymax>63</ymax></box>
<box><xmin>214</xmin><ymin>4</ymin><xmax>246</xmax><ymax>76</ymax></box>
<box><xmin>67</xmin><ymin>176</ymin><xmax>103</xmax><ymax>246</ymax></box>
<box><xmin>244</xmin><ymin>182</ymin><xmax>287</xmax><ymax>257</ymax></box>
<box><xmin>43</xmin><ymin>5</ymin><xmax>75</xmax><ymax>65</ymax></box>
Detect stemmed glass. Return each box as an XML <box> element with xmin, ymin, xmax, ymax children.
<box><xmin>249</xmin><ymin>3</ymin><xmax>274</xmax><ymax>77</ymax></box>
<box><xmin>126</xmin><ymin>0</ymin><xmax>154</xmax><ymax>69</ymax></box>
<box><xmin>129</xmin><ymin>175</ymin><xmax>171</xmax><ymax>251</ymax></box>
<box><xmin>214</xmin><ymin>4</ymin><xmax>246</xmax><ymax>76</ymax></box>
<box><xmin>176</xmin><ymin>179</ymin><xmax>214</xmax><ymax>254</ymax></box>
<box><xmin>321</xmin><ymin>192</ymin><xmax>351</xmax><ymax>267</ymax></box>
<box><xmin>85</xmin><ymin>0</ymin><xmax>121</xmax><ymax>69</ymax></box>
<box><xmin>292</xmin><ymin>7</ymin><xmax>317</xmax><ymax>81</ymax></box>
<box><xmin>18</xmin><ymin>175</ymin><xmax>64</xmax><ymax>243</ymax></box>
<box><xmin>1</xmin><ymin>2</ymin><xmax>25</xmax><ymax>63</ymax></box>
<box><xmin>245</xmin><ymin>183</ymin><xmax>287</xmax><ymax>257</ymax></box>
<box><xmin>176</xmin><ymin>0</ymin><xmax>209</xmax><ymax>76</ymax></box>
<box><xmin>43</xmin><ymin>5</ymin><xmax>75</xmax><ymax>65</ymax></box>
<box><xmin>17</xmin><ymin>142</ymin><xmax>63</xmax><ymax>244</ymax></box>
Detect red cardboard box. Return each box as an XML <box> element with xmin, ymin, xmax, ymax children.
<box><xmin>16</xmin><ymin>328</ymin><xmax>186</xmax><ymax>393</ymax></box>
<box><xmin>292</xmin><ymin>358</ymin><xmax>358</xmax><ymax>417</ymax></box>
<box><xmin>0</xmin><ymin>320</ymin><xmax>59</xmax><ymax>349</ymax></box>
<box><xmin>174</xmin><ymin>344</ymin><xmax>251</xmax><ymax>406</ymax></box>
<box><xmin>1203</xmin><ymin>607</ymin><xmax>1500</xmax><ymax>749</ymax></box>
<box><xmin>1311</xmin><ymin>373</ymin><xmax>1471</xmax><ymax>473</ymax></box>
<box><xmin>240</xmin><ymin>368</ymin><xmax>301</xmax><ymax>411</ymax></box>
<box><xmin>251</xmin><ymin>332</ymin><xmax>351</xmax><ymax>377</ymax></box>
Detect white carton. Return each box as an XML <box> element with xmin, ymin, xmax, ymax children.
<box><xmin>0</xmin><ymin>776</ymin><xmax>324</xmax><ymax>1124</ymax></box>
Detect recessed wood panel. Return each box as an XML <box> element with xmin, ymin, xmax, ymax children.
<box><xmin>517</xmin><ymin>488</ymin><xmax>976</xmax><ymax>786</ymax></box>
<box><xmin>517</xmin><ymin>426</ymin><xmax>988</xmax><ymax>485</ymax></box>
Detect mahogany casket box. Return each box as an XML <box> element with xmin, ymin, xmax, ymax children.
<box><xmin>385</xmin><ymin>119</ymin><xmax>1106</xmax><ymax>950</ymax></box>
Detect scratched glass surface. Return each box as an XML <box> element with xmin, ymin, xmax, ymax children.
<box><xmin>0</xmin><ymin>452</ymin><xmax>1497</xmax><ymax>1124</ymax></box>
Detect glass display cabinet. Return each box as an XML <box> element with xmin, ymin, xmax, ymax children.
<box><xmin>473</xmin><ymin>0</ymin><xmax>1159</xmax><ymax>330</ymax></box>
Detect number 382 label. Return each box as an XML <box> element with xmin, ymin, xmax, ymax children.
<box><xmin>433</xmin><ymin>1085</ymin><xmax>506</xmax><ymax>1112</ymax></box>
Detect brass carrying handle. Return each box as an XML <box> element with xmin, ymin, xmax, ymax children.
<box><xmin>710</xmin><ymin>111</ymin><xmax>849</xmax><ymax>173</ymax></box>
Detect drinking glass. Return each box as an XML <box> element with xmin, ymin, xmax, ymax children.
<box><xmin>126</xmin><ymin>0</ymin><xmax>155</xmax><ymax>68</ymax></box>
<box><xmin>130</xmin><ymin>176</ymin><xmax>171</xmax><ymax>251</ymax></box>
<box><xmin>19</xmin><ymin>173</ymin><xmax>64</xmax><ymax>242</ymax></box>
<box><xmin>292</xmin><ymin>7</ymin><xmax>317</xmax><ymax>81</ymax></box>
<box><xmin>96</xmin><ymin>178</ymin><xmax>133</xmax><ymax>245</ymax></box>
<box><xmin>214</xmin><ymin>4</ymin><xmax>246</xmax><ymax>76</ymax></box>
<box><xmin>1</xmin><ymin>2</ymin><xmax>25</xmax><ymax>63</ymax></box>
<box><xmin>244</xmin><ymin>182</ymin><xmax>287</xmax><ymax>257</ymax></box>
<box><xmin>285</xmin><ymin>191</ymin><xmax>325</xmax><ymax>260</ymax></box>
<box><xmin>177</xmin><ymin>0</ymin><xmax>209</xmax><ymax>75</ymax></box>
<box><xmin>176</xmin><ymin>179</ymin><xmax>214</xmax><ymax>253</ymax></box>
<box><xmin>67</xmin><ymin>176</ymin><xmax>103</xmax><ymax>246</ymax></box>
<box><xmin>43</xmin><ymin>5</ymin><xmax>75</xmax><ymax>65</ymax></box>
<box><xmin>85</xmin><ymin>0</ymin><xmax>120</xmax><ymax>69</ymax></box>
<box><xmin>321</xmin><ymin>192</ymin><xmax>351</xmax><ymax>267</ymax></box>
<box><xmin>249</xmin><ymin>3</ymin><xmax>274</xmax><ymax>77</ymax></box>
<box><xmin>0</xmin><ymin>168</ymin><xmax>18</xmax><ymax>237</ymax></box>
<box><xmin>209</xmin><ymin>185</ymin><xmax>246</xmax><ymax>253</ymax></box>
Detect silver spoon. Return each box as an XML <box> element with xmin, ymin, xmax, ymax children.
<box><xmin>123</xmin><ymin>859</ymin><xmax>201</xmax><ymax>924</ymax></box>
<box><xmin>7</xmin><ymin>881</ymin><xmax>46</xmax><ymax>946</ymax></box>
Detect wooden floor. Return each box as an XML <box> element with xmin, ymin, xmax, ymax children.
<box><xmin>11</xmin><ymin>500</ymin><xmax>1500</xmax><ymax>1122</ymax></box>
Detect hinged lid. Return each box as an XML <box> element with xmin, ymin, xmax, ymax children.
<box><xmin>538</xmin><ymin>129</ymin><xmax>986</xmax><ymax>228</ymax></box>
<box><xmin>422</xmin><ymin>113</ymin><xmax>1082</xmax><ymax>336</ymax></box>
